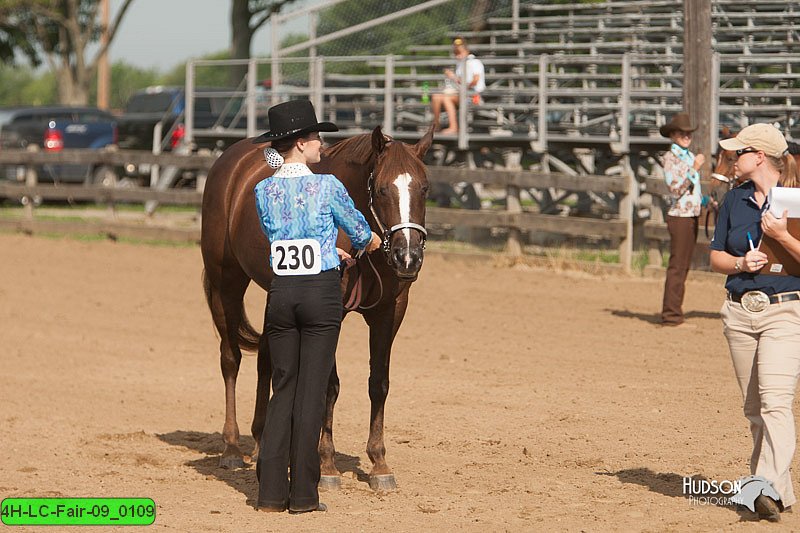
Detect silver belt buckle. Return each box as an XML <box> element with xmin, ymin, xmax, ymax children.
<box><xmin>741</xmin><ymin>290</ymin><xmax>770</xmax><ymax>313</ymax></box>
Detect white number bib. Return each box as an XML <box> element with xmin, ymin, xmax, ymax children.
<box><xmin>270</xmin><ymin>239</ymin><xmax>322</xmax><ymax>276</ymax></box>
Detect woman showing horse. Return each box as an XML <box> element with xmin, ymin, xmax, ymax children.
<box><xmin>709</xmin><ymin>123</ymin><xmax>800</xmax><ymax>522</ymax></box>
<box><xmin>252</xmin><ymin>99</ymin><xmax>381</xmax><ymax>514</ymax></box>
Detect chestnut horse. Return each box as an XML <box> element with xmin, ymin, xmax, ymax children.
<box><xmin>200</xmin><ymin>125</ymin><xmax>433</xmax><ymax>491</ymax></box>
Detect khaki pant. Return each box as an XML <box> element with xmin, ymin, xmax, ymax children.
<box><xmin>722</xmin><ymin>299</ymin><xmax>800</xmax><ymax>507</ymax></box>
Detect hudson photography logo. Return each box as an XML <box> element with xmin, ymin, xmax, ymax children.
<box><xmin>683</xmin><ymin>476</ymin><xmax>741</xmax><ymax>507</ymax></box>
<box><xmin>682</xmin><ymin>475</ymin><xmax>782</xmax><ymax>512</ymax></box>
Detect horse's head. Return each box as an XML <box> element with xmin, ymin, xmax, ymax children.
<box><xmin>713</xmin><ymin>126</ymin><xmax>737</xmax><ymax>182</ymax></box>
<box><xmin>368</xmin><ymin>125</ymin><xmax>433</xmax><ymax>280</ymax></box>
<box><xmin>708</xmin><ymin>127</ymin><xmax>741</xmax><ymax>208</ymax></box>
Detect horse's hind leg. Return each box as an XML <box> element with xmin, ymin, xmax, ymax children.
<box><xmin>318</xmin><ymin>361</ymin><xmax>342</xmax><ymax>490</ymax></box>
<box><xmin>250</xmin><ymin>295</ymin><xmax>272</xmax><ymax>465</ymax></box>
<box><xmin>209</xmin><ymin>269</ymin><xmax>251</xmax><ymax>468</ymax></box>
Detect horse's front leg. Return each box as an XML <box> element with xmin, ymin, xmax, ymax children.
<box><xmin>364</xmin><ymin>294</ymin><xmax>409</xmax><ymax>491</ymax></box>
<box><xmin>318</xmin><ymin>361</ymin><xmax>342</xmax><ymax>490</ymax></box>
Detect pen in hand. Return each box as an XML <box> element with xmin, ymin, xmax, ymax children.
<box><xmin>747</xmin><ymin>232</ymin><xmax>758</xmax><ymax>252</ymax></box>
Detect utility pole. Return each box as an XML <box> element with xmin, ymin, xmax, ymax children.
<box><xmin>683</xmin><ymin>0</ymin><xmax>713</xmax><ymax>176</ymax></box>
<box><xmin>97</xmin><ymin>0</ymin><xmax>110</xmax><ymax>110</ymax></box>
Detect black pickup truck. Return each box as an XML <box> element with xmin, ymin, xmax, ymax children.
<box><xmin>115</xmin><ymin>86</ymin><xmax>265</xmax><ymax>183</ymax></box>
<box><xmin>115</xmin><ymin>86</ymin><xmax>266</xmax><ymax>149</ymax></box>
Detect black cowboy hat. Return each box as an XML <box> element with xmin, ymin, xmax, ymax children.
<box><xmin>253</xmin><ymin>99</ymin><xmax>338</xmax><ymax>143</ymax></box>
<box><xmin>659</xmin><ymin>112</ymin><xmax>697</xmax><ymax>138</ymax></box>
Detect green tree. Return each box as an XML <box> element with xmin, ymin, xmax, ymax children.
<box><xmin>159</xmin><ymin>50</ymin><xmax>236</xmax><ymax>88</ymax></box>
<box><xmin>104</xmin><ymin>61</ymin><xmax>160</xmax><ymax>111</ymax></box>
<box><xmin>313</xmin><ymin>0</ymin><xmax>515</xmax><ymax>57</ymax></box>
<box><xmin>229</xmin><ymin>0</ymin><xmax>298</xmax><ymax>86</ymax></box>
<box><xmin>0</xmin><ymin>10</ymin><xmax>38</xmax><ymax>65</ymax></box>
<box><xmin>0</xmin><ymin>0</ymin><xmax>135</xmax><ymax>105</ymax></box>
<box><xmin>0</xmin><ymin>64</ymin><xmax>57</xmax><ymax>105</ymax></box>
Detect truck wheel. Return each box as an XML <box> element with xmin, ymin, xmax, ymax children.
<box><xmin>91</xmin><ymin>165</ymin><xmax>118</xmax><ymax>188</ymax></box>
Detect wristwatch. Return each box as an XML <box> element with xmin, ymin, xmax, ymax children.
<box><xmin>734</xmin><ymin>258</ymin><xmax>742</xmax><ymax>272</ymax></box>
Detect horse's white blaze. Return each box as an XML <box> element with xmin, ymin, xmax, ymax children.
<box><xmin>393</xmin><ymin>173</ymin><xmax>413</xmax><ymax>257</ymax></box>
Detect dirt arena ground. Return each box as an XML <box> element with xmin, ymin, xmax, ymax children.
<box><xmin>2</xmin><ymin>232</ymin><xmax>799</xmax><ymax>531</ymax></box>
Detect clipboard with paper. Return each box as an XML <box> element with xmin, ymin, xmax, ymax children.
<box><xmin>760</xmin><ymin>188</ymin><xmax>800</xmax><ymax>276</ymax></box>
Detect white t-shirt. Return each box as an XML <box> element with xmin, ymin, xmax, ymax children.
<box><xmin>455</xmin><ymin>54</ymin><xmax>485</xmax><ymax>93</ymax></box>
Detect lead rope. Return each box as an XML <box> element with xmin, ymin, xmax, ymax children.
<box><xmin>343</xmin><ymin>249</ymin><xmax>384</xmax><ymax>311</ymax></box>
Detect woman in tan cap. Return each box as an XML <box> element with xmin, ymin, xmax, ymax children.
<box><xmin>710</xmin><ymin>123</ymin><xmax>800</xmax><ymax>522</ymax></box>
<box><xmin>659</xmin><ymin>112</ymin><xmax>705</xmax><ymax>326</ymax></box>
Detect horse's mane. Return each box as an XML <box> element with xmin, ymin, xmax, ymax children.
<box><xmin>325</xmin><ymin>132</ymin><xmax>426</xmax><ymax>183</ymax></box>
<box><xmin>325</xmin><ymin>133</ymin><xmax>374</xmax><ymax>166</ymax></box>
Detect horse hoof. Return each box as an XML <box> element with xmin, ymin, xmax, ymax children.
<box><xmin>319</xmin><ymin>475</ymin><xmax>342</xmax><ymax>491</ymax></box>
<box><xmin>369</xmin><ymin>474</ymin><xmax>397</xmax><ymax>491</ymax></box>
<box><xmin>219</xmin><ymin>454</ymin><xmax>245</xmax><ymax>469</ymax></box>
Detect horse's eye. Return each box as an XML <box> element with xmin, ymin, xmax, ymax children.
<box><xmin>378</xmin><ymin>186</ymin><xmax>388</xmax><ymax>196</ymax></box>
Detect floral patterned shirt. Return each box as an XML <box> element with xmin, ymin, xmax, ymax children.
<box><xmin>663</xmin><ymin>143</ymin><xmax>702</xmax><ymax>217</ymax></box>
<box><xmin>254</xmin><ymin>163</ymin><xmax>373</xmax><ymax>272</ymax></box>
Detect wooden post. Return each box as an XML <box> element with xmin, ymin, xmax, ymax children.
<box><xmin>504</xmin><ymin>149</ymin><xmax>523</xmax><ymax>256</ymax></box>
<box><xmin>618</xmin><ymin>155</ymin><xmax>635</xmax><ymax>274</ymax></box>
<box><xmin>683</xmin><ymin>0</ymin><xmax>713</xmax><ymax>177</ymax></box>
<box><xmin>383</xmin><ymin>55</ymin><xmax>395</xmax><ymax>136</ymax></box>
<box><xmin>23</xmin><ymin>145</ymin><xmax>39</xmax><ymax>223</ymax></box>
<box><xmin>97</xmin><ymin>0</ymin><xmax>110</xmax><ymax>110</ymax></box>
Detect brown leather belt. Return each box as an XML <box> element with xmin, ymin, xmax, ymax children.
<box><xmin>728</xmin><ymin>291</ymin><xmax>800</xmax><ymax>305</ymax></box>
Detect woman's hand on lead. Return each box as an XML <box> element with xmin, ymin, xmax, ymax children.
<box><xmin>336</xmin><ymin>247</ymin><xmax>356</xmax><ymax>268</ymax></box>
<box><xmin>366</xmin><ymin>232</ymin><xmax>382</xmax><ymax>253</ymax></box>
<box><xmin>762</xmin><ymin>209</ymin><xmax>790</xmax><ymax>241</ymax></box>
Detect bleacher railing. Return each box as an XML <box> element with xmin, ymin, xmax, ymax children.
<box><xmin>185</xmin><ymin>52</ymin><xmax>800</xmax><ymax>153</ymax></box>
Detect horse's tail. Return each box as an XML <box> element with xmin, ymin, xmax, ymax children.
<box><xmin>202</xmin><ymin>269</ymin><xmax>261</xmax><ymax>353</ymax></box>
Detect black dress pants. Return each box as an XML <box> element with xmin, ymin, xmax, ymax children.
<box><xmin>256</xmin><ymin>268</ymin><xmax>341</xmax><ymax>511</ymax></box>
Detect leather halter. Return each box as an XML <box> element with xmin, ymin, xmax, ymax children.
<box><xmin>366</xmin><ymin>172</ymin><xmax>428</xmax><ymax>259</ymax></box>
<box><xmin>344</xmin><ymin>171</ymin><xmax>426</xmax><ymax>311</ymax></box>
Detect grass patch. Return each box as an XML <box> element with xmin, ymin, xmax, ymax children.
<box><xmin>573</xmin><ymin>249</ymin><xmax>619</xmax><ymax>264</ymax></box>
<box><xmin>37</xmin><ymin>232</ymin><xmax>107</xmax><ymax>242</ymax></box>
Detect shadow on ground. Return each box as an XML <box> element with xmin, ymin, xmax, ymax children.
<box><xmin>157</xmin><ymin>430</ymin><xmax>367</xmax><ymax>505</ymax></box>
<box><xmin>596</xmin><ymin>467</ymin><xmax>759</xmax><ymax>522</ymax></box>
<box><xmin>608</xmin><ymin>309</ymin><xmax>720</xmax><ymax>324</ymax></box>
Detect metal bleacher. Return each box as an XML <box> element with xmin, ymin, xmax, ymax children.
<box><xmin>186</xmin><ymin>0</ymin><xmax>800</xmax><ymax>157</ymax></box>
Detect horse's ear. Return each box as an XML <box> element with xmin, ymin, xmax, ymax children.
<box><xmin>415</xmin><ymin>123</ymin><xmax>435</xmax><ymax>159</ymax></box>
<box><xmin>372</xmin><ymin>126</ymin><xmax>387</xmax><ymax>154</ymax></box>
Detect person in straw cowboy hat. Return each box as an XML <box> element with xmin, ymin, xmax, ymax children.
<box><xmin>252</xmin><ymin>99</ymin><xmax>381</xmax><ymax>514</ymax></box>
<box><xmin>659</xmin><ymin>112</ymin><xmax>705</xmax><ymax>327</ymax></box>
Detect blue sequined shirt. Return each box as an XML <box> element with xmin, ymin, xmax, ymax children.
<box><xmin>254</xmin><ymin>163</ymin><xmax>373</xmax><ymax>272</ymax></box>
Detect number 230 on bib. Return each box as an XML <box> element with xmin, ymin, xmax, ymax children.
<box><xmin>270</xmin><ymin>239</ymin><xmax>322</xmax><ymax>276</ymax></box>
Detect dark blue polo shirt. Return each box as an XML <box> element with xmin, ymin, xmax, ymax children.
<box><xmin>710</xmin><ymin>180</ymin><xmax>800</xmax><ymax>295</ymax></box>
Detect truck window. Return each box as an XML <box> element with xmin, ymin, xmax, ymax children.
<box><xmin>194</xmin><ymin>97</ymin><xmax>212</xmax><ymax>114</ymax></box>
<box><xmin>76</xmin><ymin>111</ymin><xmax>114</xmax><ymax>123</ymax></box>
<box><xmin>126</xmin><ymin>93</ymin><xmax>178</xmax><ymax>113</ymax></box>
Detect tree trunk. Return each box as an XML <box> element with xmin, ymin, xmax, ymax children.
<box><xmin>469</xmin><ymin>0</ymin><xmax>493</xmax><ymax>34</ymax></box>
<box><xmin>229</xmin><ymin>0</ymin><xmax>255</xmax><ymax>88</ymax></box>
